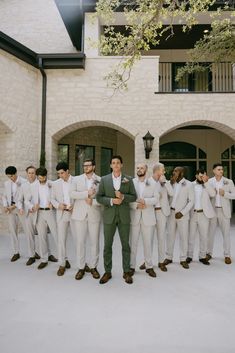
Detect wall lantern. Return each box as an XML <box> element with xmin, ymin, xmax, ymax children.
<box><xmin>142</xmin><ymin>131</ymin><xmax>154</xmax><ymax>159</ymax></box>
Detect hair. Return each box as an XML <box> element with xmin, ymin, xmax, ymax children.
<box><xmin>213</xmin><ymin>163</ymin><xmax>223</xmax><ymax>169</ymax></box>
<box><xmin>110</xmin><ymin>155</ymin><xmax>123</xmax><ymax>164</ymax></box>
<box><xmin>26</xmin><ymin>165</ymin><xmax>36</xmax><ymax>172</ymax></box>
<box><xmin>174</xmin><ymin>166</ymin><xmax>186</xmax><ymax>178</ymax></box>
<box><xmin>36</xmin><ymin>167</ymin><xmax>47</xmax><ymax>177</ymax></box>
<box><xmin>56</xmin><ymin>162</ymin><xmax>69</xmax><ymax>171</ymax></box>
<box><xmin>196</xmin><ymin>168</ymin><xmax>207</xmax><ymax>175</ymax></box>
<box><xmin>5</xmin><ymin>166</ymin><xmax>17</xmax><ymax>175</ymax></box>
<box><xmin>83</xmin><ymin>159</ymin><xmax>95</xmax><ymax>166</ymax></box>
<box><xmin>153</xmin><ymin>162</ymin><xmax>164</xmax><ymax>173</ymax></box>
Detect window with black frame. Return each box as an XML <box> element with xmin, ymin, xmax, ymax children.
<box><xmin>75</xmin><ymin>145</ymin><xmax>95</xmax><ymax>176</ymax></box>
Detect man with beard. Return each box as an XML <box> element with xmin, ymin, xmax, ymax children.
<box><xmin>129</xmin><ymin>163</ymin><xmax>159</xmax><ymax>277</ymax></box>
<box><xmin>207</xmin><ymin>163</ymin><xmax>235</xmax><ymax>264</ymax></box>
<box><xmin>186</xmin><ymin>169</ymin><xmax>216</xmax><ymax>265</ymax></box>
<box><xmin>70</xmin><ymin>159</ymin><xmax>101</xmax><ymax>281</ymax></box>
<box><xmin>164</xmin><ymin>167</ymin><xmax>194</xmax><ymax>269</ymax></box>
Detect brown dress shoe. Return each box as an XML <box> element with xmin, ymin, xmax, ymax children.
<box><xmin>38</xmin><ymin>262</ymin><xmax>48</xmax><ymax>269</ymax></box>
<box><xmin>75</xmin><ymin>269</ymin><xmax>85</xmax><ymax>280</ymax></box>
<box><xmin>180</xmin><ymin>261</ymin><xmax>189</xmax><ymax>269</ymax></box>
<box><xmin>90</xmin><ymin>268</ymin><xmax>100</xmax><ymax>279</ymax></box>
<box><xmin>99</xmin><ymin>272</ymin><xmax>112</xmax><ymax>284</ymax></box>
<box><xmin>206</xmin><ymin>254</ymin><xmax>212</xmax><ymax>261</ymax></box>
<box><xmin>57</xmin><ymin>266</ymin><xmax>66</xmax><ymax>276</ymax></box>
<box><xmin>129</xmin><ymin>268</ymin><xmax>135</xmax><ymax>276</ymax></box>
<box><xmin>158</xmin><ymin>263</ymin><xmax>167</xmax><ymax>272</ymax></box>
<box><xmin>225</xmin><ymin>257</ymin><xmax>232</xmax><ymax>265</ymax></box>
<box><xmin>123</xmin><ymin>272</ymin><xmax>133</xmax><ymax>284</ymax></box>
<box><xmin>146</xmin><ymin>268</ymin><xmax>157</xmax><ymax>277</ymax></box>
<box><xmin>35</xmin><ymin>252</ymin><xmax>41</xmax><ymax>260</ymax></box>
<box><xmin>186</xmin><ymin>257</ymin><xmax>192</xmax><ymax>264</ymax></box>
<box><xmin>11</xmin><ymin>253</ymin><xmax>20</xmax><ymax>262</ymax></box>
<box><xmin>48</xmin><ymin>255</ymin><xmax>58</xmax><ymax>262</ymax></box>
<box><xmin>139</xmin><ymin>263</ymin><xmax>146</xmax><ymax>270</ymax></box>
<box><xmin>163</xmin><ymin>258</ymin><xmax>172</xmax><ymax>265</ymax></box>
<box><xmin>199</xmin><ymin>258</ymin><xmax>210</xmax><ymax>265</ymax></box>
<box><xmin>85</xmin><ymin>264</ymin><xmax>91</xmax><ymax>272</ymax></box>
<box><xmin>65</xmin><ymin>260</ymin><xmax>71</xmax><ymax>269</ymax></box>
<box><xmin>26</xmin><ymin>257</ymin><xmax>36</xmax><ymax>266</ymax></box>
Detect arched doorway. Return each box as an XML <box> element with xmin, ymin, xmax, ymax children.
<box><xmin>54</xmin><ymin>123</ymin><xmax>135</xmax><ymax>177</ymax></box>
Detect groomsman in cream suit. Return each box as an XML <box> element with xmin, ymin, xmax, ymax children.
<box><xmin>164</xmin><ymin>167</ymin><xmax>194</xmax><ymax>269</ymax></box>
<box><xmin>18</xmin><ymin>165</ymin><xmax>40</xmax><ymax>266</ymax></box>
<box><xmin>186</xmin><ymin>169</ymin><xmax>216</xmax><ymax>265</ymax></box>
<box><xmin>129</xmin><ymin>164</ymin><xmax>159</xmax><ymax>277</ymax></box>
<box><xmin>207</xmin><ymin>163</ymin><xmax>235</xmax><ymax>264</ymax></box>
<box><xmin>25</xmin><ymin>167</ymin><xmax>58</xmax><ymax>269</ymax></box>
<box><xmin>96</xmin><ymin>155</ymin><xmax>137</xmax><ymax>285</ymax></box>
<box><xmin>51</xmin><ymin>162</ymin><xmax>74</xmax><ymax>276</ymax></box>
<box><xmin>70</xmin><ymin>159</ymin><xmax>101</xmax><ymax>281</ymax></box>
<box><xmin>2</xmin><ymin>166</ymin><xmax>27</xmax><ymax>262</ymax></box>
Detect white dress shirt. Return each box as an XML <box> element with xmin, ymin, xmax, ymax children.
<box><xmin>85</xmin><ymin>175</ymin><xmax>93</xmax><ymax>191</ymax></box>
<box><xmin>210</xmin><ymin>177</ymin><xmax>223</xmax><ymax>207</ymax></box>
<box><xmin>11</xmin><ymin>178</ymin><xmax>18</xmax><ymax>203</ymax></box>
<box><xmin>112</xmin><ymin>173</ymin><xmax>121</xmax><ymax>191</ymax></box>
<box><xmin>171</xmin><ymin>181</ymin><xmax>182</xmax><ymax>209</ymax></box>
<box><xmin>38</xmin><ymin>183</ymin><xmax>50</xmax><ymax>208</ymax></box>
<box><xmin>62</xmin><ymin>175</ymin><xmax>72</xmax><ymax>207</ymax></box>
<box><xmin>194</xmin><ymin>183</ymin><xmax>203</xmax><ymax>210</ymax></box>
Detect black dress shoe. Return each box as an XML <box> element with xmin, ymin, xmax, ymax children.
<box><xmin>186</xmin><ymin>257</ymin><xmax>192</xmax><ymax>263</ymax></box>
<box><xmin>11</xmin><ymin>253</ymin><xmax>20</xmax><ymax>262</ymax></box>
<box><xmin>65</xmin><ymin>260</ymin><xmax>71</xmax><ymax>269</ymax></box>
<box><xmin>26</xmin><ymin>257</ymin><xmax>36</xmax><ymax>266</ymax></box>
<box><xmin>146</xmin><ymin>268</ymin><xmax>157</xmax><ymax>278</ymax></box>
<box><xmin>225</xmin><ymin>257</ymin><xmax>232</xmax><ymax>265</ymax></box>
<box><xmin>129</xmin><ymin>268</ymin><xmax>135</xmax><ymax>276</ymax></box>
<box><xmin>38</xmin><ymin>262</ymin><xmax>48</xmax><ymax>269</ymax></box>
<box><xmin>158</xmin><ymin>263</ymin><xmax>167</xmax><ymax>272</ymax></box>
<box><xmin>180</xmin><ymin>261</ymin><xmax>189</xmax><ymax>269</ymax></box>
<box><xmin>75</xmin><ymin>269</ymin><xmax>85</xmax><ymax>280</ymax></box>
<box><xmin>90</xmin><ymin>268</ymin><xmax>100</xmax><ymax>279</ymax></box>
<box><xmin>123</xmin><ymin>272</ymin><xmax>133</xmax><ymax>284</ymax></box>
<box><xmin>57</xmin><ymin>266</ymin><xmax>66</xmax><ymax>276</ymax></box>
<box><xmin>206</xmin><ymin>253</ymin><xmax>212</xmax><ymax>261</ymax></box>
<box><xmin>48</xmin><ymin>255</ymin><xmax>58</xmax><ymax>262</ymax></box>
<box><xmin>139</xmin><ymin>263</ymin><xmax>146</xmax><ymax>270</ymax></box>
<box><xmin>199</xmin><ymin>258</ymin><xmax>210</xmax><ymax>265</ymax></box>
<box><xmin>163</xmin><ymin>258</ymin><xmax>172</xmax><ymax>265</ymax></box>
<box><xmin>85</xmin><ymin>264</ymin><xmax>90</xmax><ymax>272</ymax></box>
<box><xmin>99</xmin><ymin>272</ymin><xmax>112</xmax><ymax>284</ymax></box>
<box><xmin>35</xmin><ymin>252</ymin><xmax>41</xmax><ymax>260</ymax></box>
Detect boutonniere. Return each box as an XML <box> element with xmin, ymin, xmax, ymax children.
<box><xmin>223</xmin><ymin>180</ymin><xmax>228</xmax><ymax>185</ymax></box>
<box><xmin>181</xmin><ymin>181</ymin><xmax>186</xmax><ymax>186</ymax></box>
<box><xmin>92</xmin><ymin>178</ymin><xmax>100</xmax><ymax>186</ymax></box>
<box><xmin>202</xmin><ymin>184</ymin><xmax>205</xmax><ymax>188</ymax></box>
<box><xmin>47</xmin><ymin>182</ymin><xmax>52</xmax><ymax>188</ymax></box>
<box><xmin>160</xmin><ymin>182</ymin><xmax>166</xmax><ymax>187</ymax></box>
<box><xmin>121</xmin><ymin>177</ymin><xmax>129</xmax><ymax>184</ymax></box>
<box><xmin>145</xmin><ymin>179</ymin><xmax>150</xmax><ymax>186</ymax></box>
<box><xmin>16</xmin><ymin>181</ymin><xmax>21</xmax><ymax>187</ymax></box>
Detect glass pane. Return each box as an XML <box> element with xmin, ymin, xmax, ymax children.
<box><xmin>172</xmin><ymin>63</ymin><xmax>189</xmax><ymax>92</ymax></box>
<box><xmin>199</xmin><ymin>148</ymin><xmax>207</xmax><ymax>159</ymax></box>
<box><xmin>160</xmin><ymin>161</ymin><xmax>197</xmax><ymax>181</ymax></box>
<box><xmin>58</xmin><ymin>144</ymin><xmax>69</xmax><ymax>164</ymax></box>
<box><xmin>222</xmin><ymin>161</ymin><xmax>229</xmax><ymax>178</ymax></box>
<box><xmin>231</xmin><ymin>145</ymin><xmax>235</xmax><ymax>159</ymax></box>
<box><xmin>194</xmin><ymin>69</ymin><xmax>210</xmax><ymax>92</ymax></box>
<box><xmin>199</xmin><ymin>161</ymin><xmax>207</xmax><ymax>172</ymax></box>
<box><xmin>160</xmin><ymin>142</ymin><xmax>197</xmax><ymax>159</ymax></box>
<box><xmin>101</xmin><ymin>147</ymin><xmax>112</xmax><ymax>176</ymax></box>
<box><xmin>75</xmin><ymin>145</ymin><xmax>95</xmax><ymax>176</ymax></box>
<box><xmin>221</xmin><ymin>148</ymin><xmax>230</xmax><ymax>159</ymax></box>
<box><xmin>232</xmin><ymin>161</ymin><xmax>235</xmax><ymax>213</ymax></box>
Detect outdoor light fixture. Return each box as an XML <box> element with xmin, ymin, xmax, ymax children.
<box><xmin>143</xmin><ymin>131</ymin><xmax>154</xmax><ymax>159</ymax></box>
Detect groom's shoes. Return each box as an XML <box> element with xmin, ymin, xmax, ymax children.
<box><xmin>123</xmin><ymin>272</ymin><xmax>133</xmax><ymax>284</ymax></box>
<box><xmin>99</xmin><ymin>272</ymin><xmax>112</xmax><ymax>284</ymax></box>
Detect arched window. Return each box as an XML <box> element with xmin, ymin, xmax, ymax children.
<box><xmin>221</xmin><ymin>145</ymin><xmax>235</xmax><ymax>180</ymax></box>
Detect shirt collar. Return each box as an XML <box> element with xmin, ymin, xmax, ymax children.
<box><xmin>112</xmin><ymin>173</ymin><xmax>122</xmax><ymax>180</ymax></box>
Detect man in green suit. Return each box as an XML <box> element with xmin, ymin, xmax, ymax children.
<box><xmin>96</xmin><ymin>155</ymin><xmax>137</xmax><ymax>284</ymax></box>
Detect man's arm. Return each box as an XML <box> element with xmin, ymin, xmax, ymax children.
<box><xmin>121</xmin><ymin>178</ymin><xmax>137</xmax><ymax>204</ymax></box>
<box><xmin>96</xmin><ymin>178</ymin><xmax>113</xmax><ymax>206</ymax></box>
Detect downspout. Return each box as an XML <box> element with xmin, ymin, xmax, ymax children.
<box><xmin>38</xmin><ymin>57</ymin><xmax>47</xmax><ymax>167</ymax></box>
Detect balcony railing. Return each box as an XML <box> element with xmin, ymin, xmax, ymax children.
<box><xmin>158</xmin><ymin>62</ymin><xmax>234</xmax><ymax>93</ymax></box>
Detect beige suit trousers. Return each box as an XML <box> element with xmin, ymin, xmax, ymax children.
<box><xmin>188</xmin><ymin>212</ymin><xmax>209</xmax><ymax>259</ymax></box>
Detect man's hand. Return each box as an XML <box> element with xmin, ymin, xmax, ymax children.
<box><xmin>58</xmin><ymin>203</ymin><xmax>66</xmax><ymax>210</ymax></box>
<box><xmin>19</xmin><ymin>209</ymin><xmax>24</xmax><ymax>216</ymax></box>
<box><xmin>159</xmin><ymin>175</ymin><xmax>166</xmax><ymax>183</ymax></box>
<box><xmin>112</xmin><ymin>198</ymin><xmax>123</xmax><ymax>205</ymax></box>
<box><xmin>88</xmin><ymin>188</ymin><xmax>96</xmax><ymax>197</ymax></box>
<box><xmin>202</xmin><ymin>174</ymin><xmax>209</xmax><ymax>183</ymax></box>
<box><xmin>3</xmin><ymin>207</ymin><xmax>10</xmax><ymax>214</ymax></box>
<box><xmin>219</xmin><ymin>188</ymin><xmax>225</xmax><ymax>196</ymax></box>
<box><xmin>115</xmin><ymin>190</ymin><xmax>124</xmax><ymax>199</ymax></box>
<box><xmin>175</xmin><ymin>212</ymin><xmax>183</xmax><ymax>219</ymax></box>
<box><xmin>137</xmin><ymin>203</ymin><xmax>146</xmax><ymax>209</ymax></box>
<box><xmin>48</xmin><ymin>203</ymin><xmax>53</xmax><ymax>209</ymax></box>
<box><xmin>86</xmin><ymin>198</ymin><xmax>93</xmax><ymax>206</ymax></box>
<box><xmin>32</xmin><ymin>204</ymin><xmax>39</xmax><ymax>212</ymax></box>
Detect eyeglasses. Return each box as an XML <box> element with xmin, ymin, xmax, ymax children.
<box><xmin>83</xmin><ymin>164</ymin><xmax>93</xmax><ymax>167</ymax></box>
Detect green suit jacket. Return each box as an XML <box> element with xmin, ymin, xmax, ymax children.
<box><xmin>96</xmin><ymin>173</ymin><xmax>137</xmax><ymax>224</ymax></box>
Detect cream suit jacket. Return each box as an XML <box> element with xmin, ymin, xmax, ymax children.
<box><xmin>2</xmin><ymin>176</ymin><xmax>27</xmax><ymax>208</ymax></box>
<box><xmin>209</xmin><ymin>177</ymin><xmax>235</xmax><ymax>219</ymax></box>
<box><xmin>51</xmin><ymin>176</ymin><xmax>75</xmax><ymax>222</ymax></box>
<box><xmin>170</xmin><ymin>178</ymin><xmax>194</xmax><ymax>219</ymax></box>
<box><xmin>130</xmin><ymin>178</ymin><xmax>159</xmax><ymax>226</ymax></box>
<box><xmin>190</xmin><ymin>181</ymin><xmax>216</xmax><ymax>219</ymax></box>
<box><xmin>149</xmin><ymin>177</ymin><xmax>173</xmax><ymax>217</ymax></box>
<box><xmin>70</xmin><ymin>173</ymin><xmax>101</xmax><ymax>222</ymax></box>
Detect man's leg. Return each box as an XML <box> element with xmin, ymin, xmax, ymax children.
<box><xmin>88</xmin><ymin>221</ymin><xmax>101</xmax><ymax>269</ymax></box>
<box><xmin>188</xmin><ymin>212</ymin><xmax>197</xmax><ymax>259</ymax></box>
<box><xmin>155</xmin><ymin>210</ymin><xmax>167</xmax><ymax>264</ymax></box>
<box><xmin>218</xmin><ymin>210</ymin><xmax>231</xmax><ymax>258</ymax></box>
<box><xmin>207</xmin><ymin>215</ymin><xmax>217</xmax><ymax>257</ymax></box>
<box><xmin>117</xmin><ymin>222</ymin><xmax>131</xmax><ymax>273</ymax></box>
<box><xmin>8</xmin><ymin>209</ymin><xmax>19</xmax><ymax>254</ymax></box>
<box><xmin>103</xmin><ymin>222</ymin><xmax>117</xmax><ymax>273</ymax></box>
<box><xmin>129</xmin><ymin>223</ymin><xmax>141</xmax><ymax>269</ymax></box>
<box><xmin>166</xmin><ymin>211</ymin><xmax>177</xmax><ymax>261</ymax></box>
<box><xmin>177</xmin><ymin>217</ymin><xmax>189</xmax><ymax>262</ymax></box>
<box><xmin>141</xmin><ymin>222</ymin><xmax>154</xmax><ymax>269</ymax></box>
<box><xmin>198</xmin><ymin>213</ymin><xmax>209</xmax><ymax>260</ymax></box>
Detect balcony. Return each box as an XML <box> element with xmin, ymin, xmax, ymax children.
<box><xmin>158</xmin><ymin>62</ymin><xmax>234</xmax><ymax>93</ymax></box>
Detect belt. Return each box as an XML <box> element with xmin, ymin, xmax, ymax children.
<box><xmin>194</xmin><ymin>209</ymin><xmax>203</xmax><ymax>213</ymax></box>
<box><xmin>155</xmin><ymin>207</ymin><xmax>161</xmax><ymax>210</ymax></box>
<box><xmin>11</xmin><ymin>202</ymin><xmax>15</xmax><ymax>205</ymax></box>
<box><xmin>63</xmin><ymin>209</ymin><xmax>70</xmax><ymax>212</ymax></box>
<box><xmin>39</xmin><ymin>207</ymin><xmax>50</xmax><ymax>211</ymax></box>
<box><xmin>171</xmin><ymin>207</ymin><xmax>175</xmax><ymax>211</ymax></box>
<box><xmin>215</xmin><ymin>206</ymin><xmax>222</xmax><ymax>208</ymax></box>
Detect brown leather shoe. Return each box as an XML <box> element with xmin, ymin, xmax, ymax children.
<box><xmin>225</xmin><ymin>257</ymin><xmax>232</xmax><ymax>265</ymax></box>
<box><xmin>11</xmin><ymin>253</ymin><xmax>20</xmax><ymax>262</ymax></box>
<box><xmin>48</xmin><ymin>255</ymin><xmax>58</xmax><ymax>262</ymax></box>
<box><xmin>123</xmin><ymin>272</ymin><xmax>133</xmax><ymax>284</ymax></box>
<box><xmin>65</xmin><ymin>260</ymin><xmax>71</xmax><ymax>269</ymax></box>
<box><xmin>158</xmin><ymin>263</ymin><xmax>167</xmax><ymax>272</ymax></box>
<box><xmin>146</xmin><ymin>268</ymin><xmax>157</xmax><ymax>277</ymax></box>
<box><xmin>199</xmin><ymin>258</ymin><xmax>210</xmax><ymax>265</ymax></box>
<box><xmin>57</xmin><ymin>266</ymin><xmax>66</xmax><ymax>276</ymax></box>
<box><xmin>139</xmin><ymin>263</ymin><xmax>146</xmax><ymax>270</ymax></box>
<box><xmin>186</xmin><ymin>257</ymin><xmax>192</xmax><ymax>264</ymax></box>
<box><xmin>206</xmin><ymin>253</ymin><xmax>212</xmax><ymax>261</ymax></box>
<box><xmin>75</xmin><ymin>269</ymin><xmax>85</xmax><ymax>280</ymax></box>
<box><xmin>85</xmin><ymin>264</ymin><xmax>91</xmax><ymax>272</ymax></box>
<box><xmin>180</xmin><ymin>261</ymin><xmax>189</xmax><ymax>269</ymax></box>
<box><xmin>163</xmin><ymin>258</ymin><xmax>172</xmax><ymax>265</ymax></box>
<box><xmin>26</xmin><ymin>257</ymin><xmax>36</xmax><ymax>266</ymax></box>
<box><xmin>129</xmin><ymin>268</ymin><xmax>135</xmax><ymax>276</ymax></box>
<box><xmin>99</xmin><ymin>272</ymin><xmax>112</xmax><ymax>284</ymax></box>
<box><xmin>90</xmin><ymin>268</ymin><xmax>100</xmax><ymax>279</ymax></box>
<box><xmin>38</xmin><ymin>262</ymin><xmax>48</xmax><ymax>269</ymax></box>
<box><xmin>35</xmin><ymin>252</ymin><xmax>41</xmax><ymax>260</ymax></box>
